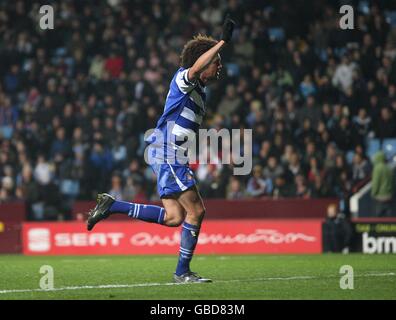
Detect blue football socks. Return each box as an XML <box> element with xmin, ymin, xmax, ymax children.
<box><xmin>175</xmin><ymin>222</ymin><xmax>200</xmax><ymax>276</ymax></box>
<box><xmin>109</xmin><ymin>200</ymin><xmax>165</xmax><ymax>224</ymax></box>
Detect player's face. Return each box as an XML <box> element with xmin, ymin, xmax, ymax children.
<box><xmin>202</xmin><ymin>54</ymin><xmax>222</xmax><ymax>83</ymax></box>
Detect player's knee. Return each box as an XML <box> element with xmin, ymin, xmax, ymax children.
<box><xmin>167</xmin><ymin>216</ymin><xmax>184</xmax><ymax>227</ymax></box>
<box><xmin>163</xmin><ymin>211</ymin><xmax>184</xmax><ymax>227</ymax></box>
<box><xmin>189</xmin><ymin>207</ymin><xmax>206</xmax><ymax>224</ymax></box>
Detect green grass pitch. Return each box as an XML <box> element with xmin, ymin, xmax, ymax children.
<box><xmin>0</xmin><ymin>254</ymin><xmax>395</xmax><ymax>300</ymax></box>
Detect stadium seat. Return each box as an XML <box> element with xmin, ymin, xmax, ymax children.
<box><xmin>225</xmin><ymin>63</ymin><xmax>240</xmax><ymax>77</ymax></box>
<box><xmin>358</xmin><ymin>1</ymin><xmax>370</xmax><ymax>15</ymax></box>
<box><xmin>346</xmin><ymin>150</ymin><xmax>355</xmax><ymax>165</ymax></box>
<box><xmin>384</xmin><ymin>10</ymin><xmax>396</xmax><ymax>27</ymax></box>
<box><xmin>382</xmin><ymin>138</ymin><xmax>396</xmax><ymax>160</ymax></box>
<box><xmin>268</xmin><ymin>27</ymin><xmax>285</xmax><ymax>42</ymax></box>
<box><xmin>366</xmin><ymin>138</ymin><xmax>380</xmax><ymax>161</ymax></box>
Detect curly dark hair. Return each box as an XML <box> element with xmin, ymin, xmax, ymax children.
<box><xmin>180</xmin><ymin>34</ymin><xmax>218</xmax><ymax>68</ymax></box>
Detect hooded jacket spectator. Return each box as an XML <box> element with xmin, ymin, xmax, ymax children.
<box><xmin>371</xmin><ymin>151</ymin><xmax>394</xmax><ymax>201</ymax></box>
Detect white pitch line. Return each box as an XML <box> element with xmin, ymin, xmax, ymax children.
<box><xmin>0</xmin><ymin>272</ymin><xmax>395</xmax><ymax>295</ymax></box>
<box><xmin>363</xmin><ymin>272</ymin><xmax>396</xmax><ymax>277</ymax></box>
<box><xmin>0</xmin><ymin>282</ymin><xmax>185</xmax><ymax>294</ymax></box>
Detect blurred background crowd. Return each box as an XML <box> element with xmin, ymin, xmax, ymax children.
<box><xmin>0</xmin><ymin>0</ymin><xmax>396</xmax><ymax>220</ymax></box>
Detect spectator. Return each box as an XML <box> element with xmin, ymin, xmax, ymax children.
<box><xmin>324</xmin><ymin>142</ymin><xmax>338</xmax><ymax>171</ymax></box>
<box><xmin>294</xmin><ymin>174</ymin><xmax>311</xmax><ymax>199</ymax></box>
<box><xmin>109</xmin><ymin>174</ymin><xmax>123</xmax><ymax>200</ymax></box>
<box><xmin>89</xmin><ymin>54</ymin><xmax>105</xmax><ymax>80</ymax></box>
<box><xmin>17</xmin><ymin>165</ymin><xmax>41</xmax><ymax>221</ymax></box>
<box><xmin>226</xmin><ymin>177</ymin><xmax>244</xmax><ymax>200</ymax></box>
<box><xmin>246</xmin><ymin>165</ymin><xmax>271</xmax><ymax>198</ymax></box>
<box><xmin>332</xmin><ymin>55</ymin><xmax>356</xmax><ymax>94</ymax></box>
<box><xmin>311</xmin><ymin>174</ymin><xmax>332</xmax><ymax>198</ymax></box>
<box><xmin>133</xmin><ymin>181</ymin><xmax>148</xmax><ymax>203</ymax></box>
<box><xmin>217</xmin><ymin>84</ymin><xmax>242</xmax><ymax>123</ymax></box>
<box><xmin>297</xmin><ymin>95</ymin><xmax>321</xmax><ymax>128</ymax></box>
<box><xmin>351</xmin><ymin>153</ymin><xmax>371</xmax><ymax>185</ymax></box>
<box><xmin>371</xmin><ymin>151</ymin><xmax>394</xmax><ymax>217</ymax></box>
<box><xmin>263</xmin><ymin>156</ymin><xmax>284</xmax><ymax>185</ymax></box>
<box><xmin>323</xmin><ymin>204</ymin><xmax>353</xmax><ymax>253</ymax></box>
<box><xmin>112</xmin><ymin>135</ymin><xmax>128</xmax><ymax>170</ymax></box>
<box><xmin>58</xmin><ymin>153</ymin><xmax>84</xmax><ymax>203</ymax></box>
<box><xmin>299</xmin><ymin>75</ymin><xmax>316</xmax><ymax>98</ymax></box>
<box><xmin>201</xmin><ymin>2</ymin><xmax>222</xmax><ymax>25</ymax></box>
<box><xmin>246</xmin><ymin>100</ymin><xmax>264</xmax><ymax>128</ymax></box>
<box><xmin>374</xmin><ymin>107</ymin><xmax>396</xmax><ymax>140</ymax></box>
<box><xmin>285</xmin><ymin>151</ymin><xmax>304</xmax><ymax>183</ymax></box>
<box><xmin>0</xmin><ymin>96</ymin><xmax>17</xmax><ymax>139</ymax></box>
<box><xmin>331</xmin><ymin>116</ymin><xmax>357</xmax><ymax>152</ymax></box>
<box><xmin>353</xmin><ymin>108</ymin><xmax>372</xmax><ymax>143</ymax></box>
<box><xmin>34</xmin><ymin>155</ymin><xmax>54</xmax><ymax>186</ymax></box>
<box><xmin>0</xmin><ymin>176</ymin><xmax>15</xmax><ymax>202</ymax></box>
<box><xmin>307</xmin><ymin>157</ymin><xmax>324</xmax><ymax>184</ymax></box>
<box><xmin>272</xmin><ymin>174</ymin><xmax>295</xmax><ymax>199</ymax></box>
<box><xmin>50</xmin><ymin>127</ymin><xmax>70</xmax><ymax>159</ymax></box>
<box><xmin>88</xmin><ymin>141</ymin><xmax>113</xmax><ymax>194</ymax></box>
<box><xmin>104</xmin><ymin>50</ymin><xmax>124</xmax><ymax>79</ymax></box>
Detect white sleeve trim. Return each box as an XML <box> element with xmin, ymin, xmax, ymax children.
<box><xmin>175</xmin><ymin>68</ymin><xmax>196</xmax><ymax>94</ymax></box>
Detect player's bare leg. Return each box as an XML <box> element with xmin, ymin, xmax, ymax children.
<box><xmin>177</xmin><ymin>186</ymin><xmax>206</xmax><ymax>226</ymax></box>
<box><xmin>161</xmin><ymin>198</ymin><xmax>186</xmax><ymax>227</ymax></box>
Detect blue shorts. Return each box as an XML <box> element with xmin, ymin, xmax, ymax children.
<box><xmin>150</xmin><ymin>161</ymin><xmax>197</xmax><ymax>198</ymax></box>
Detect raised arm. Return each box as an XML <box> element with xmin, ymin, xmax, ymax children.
<box><xmin>187</xmin><ymin>15</ymin><xmax>235</xmax><ymax>81</ymax></box>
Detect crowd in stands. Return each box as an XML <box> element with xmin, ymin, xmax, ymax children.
<box><xmin>1</xmin><ymin>0</ymin><xmax>396</xmax><ymax>220</ymax></box>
